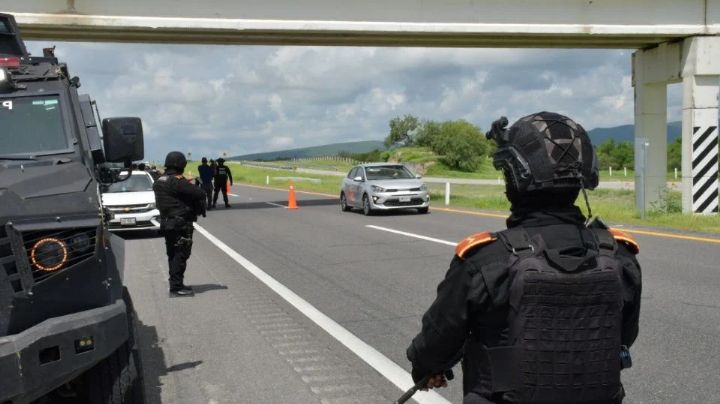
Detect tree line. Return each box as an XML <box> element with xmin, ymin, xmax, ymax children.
<box><xmin>342</xmin><ymin>115</ymin><xmax>689</xmax><ymax>173</ymax></box>
<box><xmin>597</xmin><ymin>137</ymin><xmax>684</xmax><ymax>171</ymax></box>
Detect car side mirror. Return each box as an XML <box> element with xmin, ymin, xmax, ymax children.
<box><xmin>102</xmin><ymin>117</ymin><xmax>144</xmax><ymax>164</ymax></box>
<box><xmin>415</xmin><ymin>174</ymin><xmax>422</xmax><ymax>179</ymax></box>
<box><xmin>353</xmin><ymin>176</ymin><xmax>364</xmax><ymax>182</ymax></box>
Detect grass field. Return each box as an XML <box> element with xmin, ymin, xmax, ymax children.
<box><xmin>225</xmin><ymin>162</ymin><xmax>720</xmax><ymax>234</ymax></box>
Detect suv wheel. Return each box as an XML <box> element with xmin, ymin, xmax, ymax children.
<box><xmin>418</xmin><ymin>207</ymin><xmax>429</xmax><ymax>214</ymax></box>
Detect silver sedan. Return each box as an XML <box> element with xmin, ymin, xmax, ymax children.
<box><xmin>340</xmin><ymin>163</ymin><xmax>430</xmax><ymax>215</ymax></box>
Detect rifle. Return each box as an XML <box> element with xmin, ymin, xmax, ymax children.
<box><xmin>394</xmin><ymin>369</ymin><xmax>454</xmax><ymax>404</ymax></box>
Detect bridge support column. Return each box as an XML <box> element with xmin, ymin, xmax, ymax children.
<box><xmin>633</xmin><ymin>46</ymin><xmax>673</xmax><ymax>214</ymax></box>
<box><xmin>681</xmin><ymin>37</ymin><xmax>720</xmax><ymax>214</ymax></box>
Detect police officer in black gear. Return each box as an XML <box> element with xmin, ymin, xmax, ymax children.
<box><xmin>154</xmin><ymin>151</ymin><xmax>207</xmax><ymax>297</ymax></box>
<box><xmin>198</xmin><ymin>157</ymin><xmax>214</xmax><ymax>209</ymax></box>
<box><xmin>406</xmin><ymin>112</ymin><xmax>642</xmax><ymax>403</ymax></box>
<box><xmin>212</xmin><ymin>157</ymin><xmax>233</xmax><ymax>208</ymax></box>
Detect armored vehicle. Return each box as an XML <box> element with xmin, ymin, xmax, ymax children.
<box><xmin>0</xmin><ymin>13</ymin><xmax>144</xmax><ymax>403</ymax></box>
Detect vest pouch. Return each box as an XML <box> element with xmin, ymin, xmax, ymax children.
<box><xmin>485</xmin><ymin>345</ymin><xmax>521</xmax><ymax>393</ymax></box>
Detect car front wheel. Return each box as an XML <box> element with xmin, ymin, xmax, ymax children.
<box><xmin>418</xmin><ymin>206</ymin><xmax>429</xmax><ymax>214</ymax></box>
<box><xmin>362</xmin><ymin>194</ymin><xmax>373</xmax><ymax>216</ymax></box>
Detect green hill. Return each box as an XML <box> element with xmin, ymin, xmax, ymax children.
<box><xmin>230</xmin><ymin>140</ymin><xmax>384</xmax><ymax>161</ymax></box>
<box><xmin>587</xmin><ymin>121</ymin><xmax>681</xmax><ymax>144</ymax></box>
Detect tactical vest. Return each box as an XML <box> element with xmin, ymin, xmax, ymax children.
<box><xmin>478</xmin><ymin>227</ymin><xmax>625</xmax><ymax>404</ymax></box>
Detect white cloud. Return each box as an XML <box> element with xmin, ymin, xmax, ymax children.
<box><xmin>24</xmin><ymin>41</ymin><xmax>677</xmax><ymax>161</ymax></box>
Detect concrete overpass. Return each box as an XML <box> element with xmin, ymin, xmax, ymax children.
<box><xmin>2</xmin><ymin>0</ymin><xmax>719</xmax><ymax>213</ymax></box>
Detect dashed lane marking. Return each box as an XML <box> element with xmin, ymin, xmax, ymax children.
<box><xmin>266</xmin><ymin>202</ymin><xmax>288</xmax><ymax>209</ymax></box>
<box><xmin>366</xmin><ymin>225</ymin><xmax>457</xmax><ymax>247</ymax></box>
<box><xmin>232</xmin><ymin>182</ymin><xmax>720</xmax><ymax>245</ymax></box>
<box><xmin>193</xmin><ymin>223</ymin><xmax>450</xmax><ymax>404</ymax></box>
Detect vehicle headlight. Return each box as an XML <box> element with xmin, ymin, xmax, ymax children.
<box><xmin>148</xmin><ymin>202</ymin><xmax>156</xmax><ymax>209</ymax></box>
<box><xmin>420</xmin><ymin>184</ymin><xmax>428</xmax><ymax>191</ymax></box>
<box><xmin>371</xmin><ymin>185</ymin><xmax>386</xmax><ymax>193</ymax></box>
<box><xmin>30</xmin><ymin>237</ymin><xmax>69</xmax><ymax>272</ymax></box>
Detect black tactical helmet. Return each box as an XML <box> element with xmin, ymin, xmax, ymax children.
<box><xmin>164</xmin><ymin>151</ymin><xmax>187</xmax><ymax>171</ymax></box>
<box><xmin>201</xmin><ymin>157</ymin><xmax>208</xmax><ymax>164</ymax></box>
<box><xmin>487</xmin><ymin>111</ymin><xmax>599</xmax><ymax>195</ymax></box>
<box><xmin>216</xmin><ymin>157</ymin><xmax>225</xmax><ymax>164</ymax></box>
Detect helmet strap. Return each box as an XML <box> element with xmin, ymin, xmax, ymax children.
<box><xmin>581</xmin><ymin>183</ymin><xmax>593</xmax><ymax>224</ymax></box>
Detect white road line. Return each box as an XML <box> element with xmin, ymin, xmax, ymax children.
<box><xmin>193</xmin><ymin>223</ymin><xmax>449</xmax><ymax>404</ymax></box>
<box><xmin>366</xmin><ymin>225</ymin><xmax>457</xmax><ymax>247</ymax></box>
<box><xmin>228</xmin><ymin>193</ymin><xmax>240</xmax><ymax>197</ymax></box>
<box><xmin>265</xmin><ymin>202</ymin><xmax>288</xmax><ymax>209</ymax></box>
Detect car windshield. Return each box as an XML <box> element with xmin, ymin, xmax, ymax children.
<box><xmin>365</xmin><ymin>165</ymin><xmax>415</xmax><ymax>180</ymax></box>
<box><xmin>0</xmin><ymin>95</ymin><xmax>69</xmax><ymax>156</ymax></box>
<box><xmin>105</xmin><ymin>175</ymin><xmax>153</xmax><ymax>193</ymax></box>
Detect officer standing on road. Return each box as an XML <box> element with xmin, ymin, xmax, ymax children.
<box><xmin>154</xmin><ymin>151</ymin><xmax>207</xmax><ymax>297</ymax></box>
<box><xmin>198</xmin><ymin>157</ymin><xmax>214</xmax><ymax>210</ymax></box>
<box><xmin>212</xmin><ymin>157</ymin><xmax>233</xmax><ymax>209</ymax></box>
<box><xmin>405</xmin><ymin>112</ymin><xmax>642</xmax><ymax>403</ymax></box>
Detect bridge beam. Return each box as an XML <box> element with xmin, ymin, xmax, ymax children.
<box><xmin>633</xmin><ymin>37</ymin><xmax>720</xmax><ymax>215</ymax></box>
<box><xmin>1</xmin><ymin>0</ymin><xmax>719</xmax><ymax>48</ymax></box>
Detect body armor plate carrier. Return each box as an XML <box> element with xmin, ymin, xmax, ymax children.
<box><xmin>487</xmin><ymin>227</ymin><xmax>624</xmax><ymax>404</ymax></box>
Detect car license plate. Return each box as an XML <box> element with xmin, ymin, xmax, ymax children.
<box><xmin>399</xmin><ymin>196</ymin><xmax>411</xmax><ymax>202</ymax></box>
<box><xmin>120</xmin><ymin>218</ymin><xmax>136</xmax><ymax>226</ymax></box>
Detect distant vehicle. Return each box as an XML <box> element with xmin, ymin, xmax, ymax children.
<box><xmin>102</xmin><ymin>171</ymin><xmax>161</xmax><ymax>232</ymax></box>
<box><xmin>340</xmin><ymin>163</ymin><xmax>430</xmax><ymax>215</ymax></box>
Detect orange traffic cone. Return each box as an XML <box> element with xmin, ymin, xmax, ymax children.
<box><xmin>288</xmin><ymin>182</ymin><xmax>298</xmax><ymax>209</ymax></box>
<box><xmin>226</xmin><ymin>180</ymin><xmax>231</xmax><ymax>195</ymax></box>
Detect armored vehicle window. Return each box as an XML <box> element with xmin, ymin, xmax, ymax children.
<box><xmin>0</xmin><ymin>96</ymin><xmax>69</xmax><ymax>155</ymax></box>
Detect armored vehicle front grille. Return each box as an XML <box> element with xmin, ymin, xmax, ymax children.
<box><xmin>22</xmin><ymin>228</ymin><xmax>97</xmax><ymax>282</ymax></box>
<box><xmin>0</xmin><ymin>226</ymin><xmax>23</xmax><ymax>293</ymax></box>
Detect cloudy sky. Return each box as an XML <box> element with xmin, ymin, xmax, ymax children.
<box><xmin>26</xmin><ymin>41</ymin><xmax>682</xmax><ymax>161</ymax></box>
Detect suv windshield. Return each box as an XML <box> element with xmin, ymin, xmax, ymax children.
<box><xmin>365</xmin><ymin>165</ymin><xmax>415</xmax><ymax>180</ymax></box>
<box><xmin>105</xmin><ymin>174</ymin><xmax>153</xmax><ymax>193</ymax></box>
<box><xmin>0</xmin><ymin>95</ymin><xmax>69</xmax><ymax>156</ymax></box>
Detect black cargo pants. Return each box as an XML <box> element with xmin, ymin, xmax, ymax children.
<box><xmin>161</xmin><ymin>218</ymin><xmax>194</xmax><ymax>291</ymax></box>
<box><xmin>213</xmin><ymin>177</ymin><xmax>229</xmax><ymax>206</ymax></box>
<box><xmin>201</xmin><ymin>182</ymin><xmax>213</xmax><ymax>208</ymax></box>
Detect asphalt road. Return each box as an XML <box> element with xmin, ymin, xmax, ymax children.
<box><xmin>121</xmin><ymin>183</ymin><xmax>720</xmax><ymax>404</ymax></box>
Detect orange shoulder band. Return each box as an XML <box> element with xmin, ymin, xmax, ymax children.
<box><xmin>609</xmin><ymin>228</ymin><xmax>640</xmax><ymax>254</ymax></box>
<box><xmin>455</xmin><ymin>231</ymin><xmax>496</xmax><ymax>258</ymax></box>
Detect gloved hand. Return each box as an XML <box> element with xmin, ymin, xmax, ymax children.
<box><xmin>411</xmin><ymin>368</ymin><xmax>449</xmax><ymax>391</ymax></box>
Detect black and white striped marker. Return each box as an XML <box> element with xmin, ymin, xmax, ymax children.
<box><xmin>692</xmin><ymin>125</ymin><xmax>719</xmax><ymax>213</ymax></box>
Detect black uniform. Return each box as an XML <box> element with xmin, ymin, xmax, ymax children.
<box><xmin>153</xmin><ymin>169</ymin><xmax>207</xmax><ymax>292</ymax></box>
<box><xmin>212</xmin><ymin>162</ymin><xmax>233</xmax><ymax>208</ymax></box>
<box><xmin>407</xmin><ymin>209</ymin><xmax>642</xmax><ymax>403</ymax></box>
<box><xmin>407</xmin><ymin>112</ymin><xmax>642</xmax><ymax>403</ymax></box>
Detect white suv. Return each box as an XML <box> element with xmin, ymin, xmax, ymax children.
<box><xmin>101</xmin><ymin>171</ymin><xmax>161</xmax><ymax>232</ymax></box>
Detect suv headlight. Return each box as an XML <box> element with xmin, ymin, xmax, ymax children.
<box><xmin>420</xmin><ymin>184</ymin><xmax>427</xmax><ymax>191</ymax></box>
<box><xmin>148</xmin><ymin>202</ymin><xmax>156</xmax><ymax>209</ymax></box>
<box><xmin>371</xmin><ymin>185</ymin><xmax>386</xmax><ymax>193</ymax></box>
